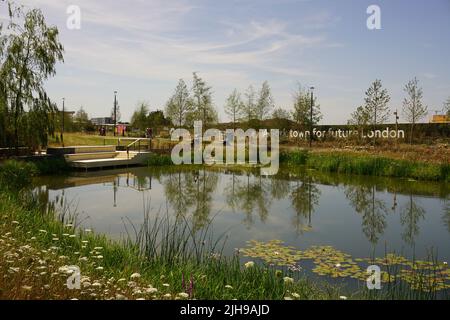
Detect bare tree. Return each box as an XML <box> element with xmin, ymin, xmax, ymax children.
<box><xmin>402</xmin><ymin>77</ymin><xmax>428</xmax><ymax>144</ymax></box>
<box><xmin>241</xmin><ymin>85</ymin><xmax>256</xmax><ymax>121</ymax></box>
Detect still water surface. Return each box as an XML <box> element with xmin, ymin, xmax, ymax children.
<box><xmin>34</xmin><ymin>166</ymin><xmax>449</xmax><ymax>261</ymax></box>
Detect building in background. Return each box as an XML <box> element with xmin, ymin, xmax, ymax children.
<box><xmin>430</xmin><ymin>114</ymin><xmax>450</xmax><ymax>124</ymax></box>
<box><xmin>91</xmin><ymin>117</ymin><xmax>113</xmax><ymax>126</ymax></box>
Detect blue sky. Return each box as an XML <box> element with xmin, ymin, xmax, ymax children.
<box><xmin>2</xmin><ymin>0</ymin><xmax>450</xmax><ymax>124</ymax></box>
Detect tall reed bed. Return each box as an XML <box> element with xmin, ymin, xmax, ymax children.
<box><xmin>281</xmin><ymin>150</ymin><xmax>450</xmax><ymax>181</ymax></box>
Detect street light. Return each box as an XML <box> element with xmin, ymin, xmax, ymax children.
<box><xmin>113</xmin><ymin>91</ymin><xmax>117</xmax><ymax>137</ymax></box>
<box><xmin>309</xmin><ymin>86</ymin><xmax>315</xmax><ymax>148</ymax></box>
<box><xmin>61</xmin><ymin>98</ymin><xmax>65</xmax><ymax>147</ymax></box>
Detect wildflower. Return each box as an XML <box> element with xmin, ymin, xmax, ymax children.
<box><xmin>85</xmin><ymin>229</ymin><xmax>92</xmax><ymax>233</ymax></box>
<box><xmin>21</xmin><ymin>286</ymin><xmax>32</xmax><ymax>291</ymax></box>
<box><xmin>69</xmin><ymin>235</ymin><xmax>76</xmax><ymax>238</ymax></box>
<box><xmin>63</xmin><ymin>233</ymin><xmax>70</xmax><ymax>237</ymax></box>
<box><xmin>79</xmin><ymin>257</ymin><xmax>88</xmax><ymax>262</ymax></box>
<box><xmin>244</xmin><ymin>261</ymin><xmax>255</xmax><ymax>269</ymax></box>
<box><xmin>130</xmin><ymin>273</ymin><xmax>141</xmax><ymax>279</ymax></box>
<box><xmin>292</xmin><ymin>293</ymin><xmax>300</xmax><ymax>299</ymax></box>
<box><xmin>52</xmin><ymin>238</ymin><xmax>59</xmax><ymax>241</ymax></box>
<box><xmin>96</xmin><ymin>266</ymin><xmax>104</xmax><ymax>271</ymax></box>
<box><xmin>116</xmin><ymin>294</ymin><xmax>126</xmax><ymax>300</ymax></box>
<box><xmin>94</xmin><ymin>247</ymin><xmax>103</xmax><ymax>250</ymax></box>
<box><xmin>335</xmin><ymin>263</ymin><xmax>341</xmax><ymax>268</ymax></box>
<box><xmin>178</xmin><ymin>292</ymin><xmax>189</xmax><ymax>299</ymax></box>
<box><xmin>97</xmin><ymin>255</ymin><xmax>103</xmax><ymax>259</ymax></box>
<box><xmin>339</xmin><ymin>296</ymin><xmax>348</xmax><ymax>300</ymax></box>
<box><xmin>117</xmin><ymin>278</ymin><xmax>126</xmax><ymax>283</ymax></box>
<box><xmin>92</xmin><ymin>282</ymin><xmax>102</xmax><ymax>288</ymax></box>
<box><xmin>284</xmin><ymin>297</ymin><xmax>293</xmax><ymax>300</ymax></box>
<box><xmin>225</xmin><ymin>285</ymin><xmax>233</xmax><ymax>289</ymax></box>
<box><xmin>283</xmin><ymin>277</ymin><xmax>294</xmax><ymax>284</ymax></box>
<box><xmin>81</xmin><ymin>240</ymin><xmax>88</xmax><ymax>244</ymax></box>
<box><xmin>162</xmin><ymin>283</ymin><xmax>170</xmax><ymax>287</ymax></box>
<box><xmin>145</xmin><ymin>287</ymin><xmax>158</xmax><ymax>294</ymax></box>
<box><xmin>163</xmin><ymin>294</ymin><xmax>172</xmax><ymax>299</ymax></box>
<box><xmin>12</xmin><ymin>221</ymin><xmax>19</xmax><ymax>225</ymax></box>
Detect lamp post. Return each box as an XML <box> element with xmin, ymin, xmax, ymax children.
<box><xmin>61</xmin><ymin>98</ymin><xmax>65</xmax><ymax>147</ymax></box>
<box><xmin>309</xmin><ymin>87</ymin><xmax>315</xmax><ymax>148</ymax></box>
<box><xmin>113</xmin><ymin>91</ymin><xmax>117</xmax><ymax>137</ymax></box>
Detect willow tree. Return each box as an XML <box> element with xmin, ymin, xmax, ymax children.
<box><xmin>0</xmin><ymin>2</ymin><xmax>64</xmax><ymax>152</ymax></box>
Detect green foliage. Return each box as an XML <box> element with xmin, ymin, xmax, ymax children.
<box><xmin>291</xmin><ymin>84</ymin><xmax>321</xmax><ymax>127</ymax></box>
<box><xmin>0</xmin><ymin>160</ymin><xmax>36</xmax><ymax>191</ymax></box>
<box><xmin>279</xmin><ymin>150</ymin><xmax>309</xmax><ymax>165</ymax></box>
<box><xmin>146</xmin><ymin>153</ymin><xmax>173</xmax><ymax>166</ymax></box>
<box><xmin>0</xmin><ymin>2</ymin><xmax>64</xmax><ymax>151</ymax></box>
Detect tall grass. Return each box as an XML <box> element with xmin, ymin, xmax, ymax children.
<box><xmin>281</xmin><ymin>151</ymin><xmax>450</xmax><ymax>181</ymax></box>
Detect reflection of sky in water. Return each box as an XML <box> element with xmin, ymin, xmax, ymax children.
<box><xmin>35</xmin><ymin>167</ymin><xmax>450</xmax><ymax>261</ymax></box>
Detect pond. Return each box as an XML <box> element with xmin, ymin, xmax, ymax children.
<box><xmin>33</xmin><ymin>166</ymin><xmax>449</xmax><ymax>264</ymax></box>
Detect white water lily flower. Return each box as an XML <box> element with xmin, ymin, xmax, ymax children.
<box><xmin>244</xmin><ymin>261</ymin><xmax>255</xmax><ymax>269</ymax></box>
<box><xmin>130</xmin><ymin>273</ymin><xmax>141</xmax><ymax>279</ymax></box>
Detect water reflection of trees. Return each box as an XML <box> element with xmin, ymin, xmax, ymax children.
<box><xmin>163</xmin><ymin>170</ymin><xmax>218</xmax><ymax>231</ymax></box>
<box><xmin>232</xmin><ymin>173</ymin><xmax>272</xmax><ymax>228</ymax></box>
<box><xmin>345</xmin><ymin>185</ymin><xmax>388</xmax><ymax>245</ymax></box>
<box><xmin>290</xmin><ymin>177</ymin><xmax>321</xmax><ymax>235</ymax></box>
<box><xmin>400</xmin><ymin>194</ymin><xmax>425</xmax><ymax>246</ymax></box>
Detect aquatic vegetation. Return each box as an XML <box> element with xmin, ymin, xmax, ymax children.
<box><xmin>241</xmin><ymin>240</ymin><xmax>450</xmax><ymax>293</ymax></box>
<box><xmin>280</xmin><ymin>150</ymin><xmax>450</xmax><ymax>181</ymax></box>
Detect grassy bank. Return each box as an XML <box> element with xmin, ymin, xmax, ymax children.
<box><xmin>281</xmin><ymin>150</ymin><xmax>450</xmax><ymax>182</ymax></box>
<box><xmin>0</xmin><ymin>162</ymin><xmax>338</xmax><ymax>300</ymax></box>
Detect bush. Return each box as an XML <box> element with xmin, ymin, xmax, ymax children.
<box><xmin>0</xmin><ymin>160</ymin><xmax>37</xmax><ymax>191</ymax></box>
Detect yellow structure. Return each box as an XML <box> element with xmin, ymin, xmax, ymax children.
<box><xmin>430</xmin><ymin>114</ymin><xmax>449</xmax><ymax>124</ymax></box>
